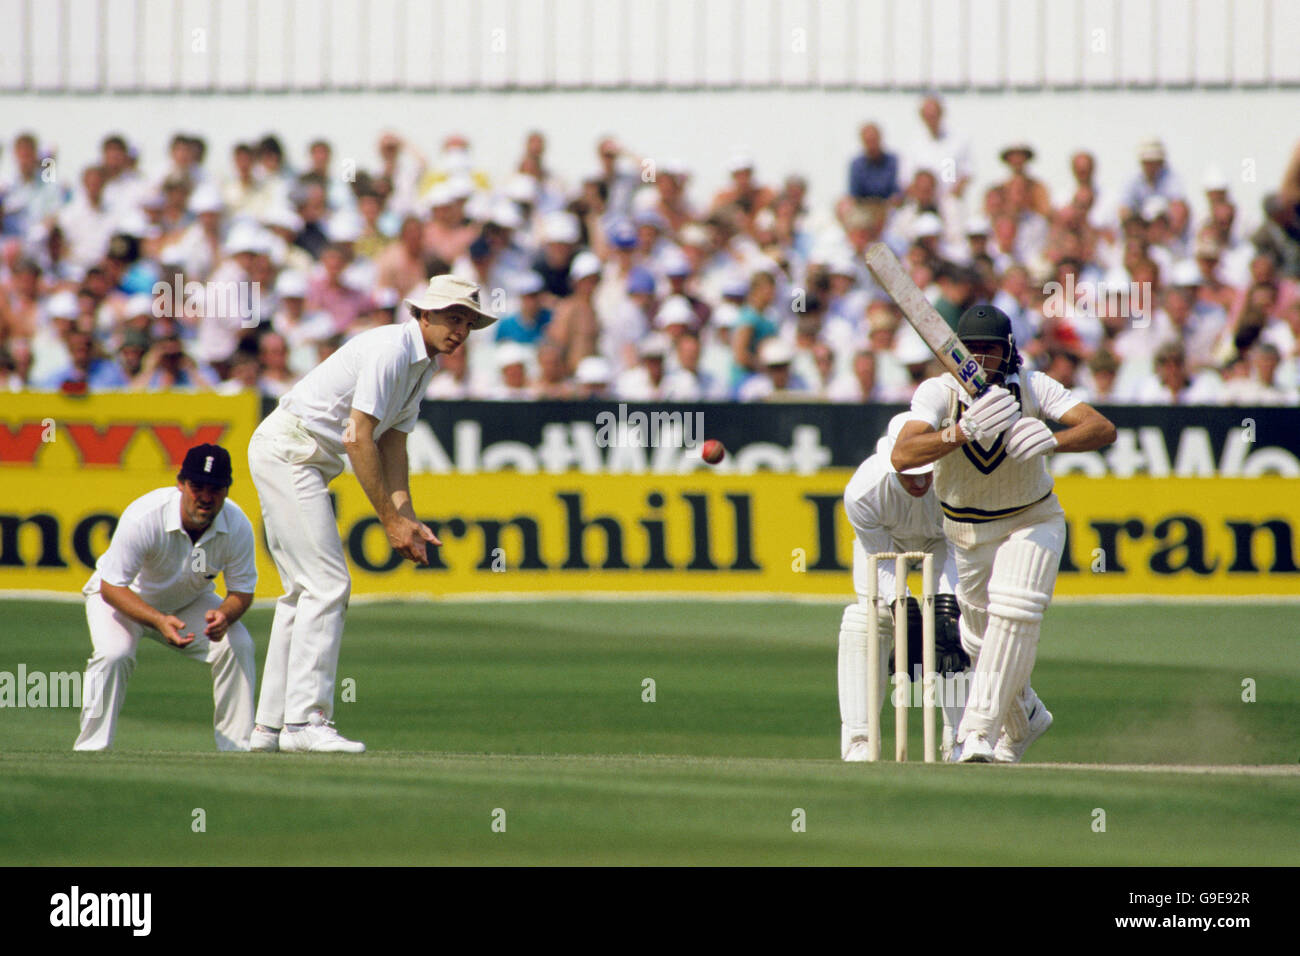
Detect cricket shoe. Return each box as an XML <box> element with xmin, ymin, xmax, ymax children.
<box><xmin>280</xmin><ymin>712</ymin><xmax>366</xmax><ymax>754</ymax></box>
<box><xmin>993</xmin><ymin>704</ymin><xmax>1054</xmax><ymax>764</ymax></box>
<box><xmin>941</xmin><ymin>725</ymin><xmax>958</xmax><ymax>763</ymax></box>
<box><xmin>843</xmin><ymin>737</ymin><xmax>872</xmax><ymax>762</ymax></box>
<box><xmin>955</xmin><ymin>733</ymin><xmax>995</xmax><ymax>763</ymax></box>
<box><xmin>249</xmin><ymin>725</ymin><xmax>281</xmax><ymax>752</ymax></box>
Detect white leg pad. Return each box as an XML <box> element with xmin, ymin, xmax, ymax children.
<box><xmin>837</xmin><ymin>602</ymin><xmax>890</xmax><ymax>758</ymax></box>
<box><xmin>957</xmin><ymin>616</ymin><xmax>1040</xmax><ymax>744</ymax></box>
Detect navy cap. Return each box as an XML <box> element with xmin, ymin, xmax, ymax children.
<box><xmin>178</xmin><ymin>443</ymin><xmax>233</xmax><ymax>487</ymax></box>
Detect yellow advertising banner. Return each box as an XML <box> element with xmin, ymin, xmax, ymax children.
<box><xmin>1</xmin><ymin>391</ymin><xmax>261</xmax><ymax>594</ymax></box>
<box><xmin>3</xmin><ymin>392</ymin><xmax>1298</xmax><ymax>601</ymax></box>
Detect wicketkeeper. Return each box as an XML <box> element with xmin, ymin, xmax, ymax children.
<box><xmin>838</xmin><ymin>413</ymin><xmax>969</xmax><ymax>762</ymax></box>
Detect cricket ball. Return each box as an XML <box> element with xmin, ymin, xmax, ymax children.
<box><xmin>701</xmin><ymin>439</ymin><xmax>726</xmax><ymax>465</ymax></box>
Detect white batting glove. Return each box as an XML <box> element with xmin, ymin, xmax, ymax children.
<box><xmin>960</xmin><ymin>386</ymin><xmax>1020</xmax><ymax>444</ymax></box>
<box><xmin>1004</xmin><ymin>417</ymin><xmax>1058</xmax><ymax>460</ymax></box>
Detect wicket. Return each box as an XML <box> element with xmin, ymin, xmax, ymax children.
<box><xmin>865</xmin><ymin>551</ymin><xmax>938</xmax><ymax>763</ymax></box>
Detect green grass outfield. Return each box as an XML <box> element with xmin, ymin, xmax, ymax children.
<box><xmin>1</xmin><ymin>599</ymin><xmax>1297</xmax><ymax>865</ymax></box>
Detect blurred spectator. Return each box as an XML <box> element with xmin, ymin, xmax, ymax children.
<box><xmin>485</xmin><ymin>341</ymin><xmax>535</xmax><ymax>400</ymax></box>
<box><xmin>375</xmin><ymin>215</ymin><xmax>434</xmax><ymax>298</ymax></box>
<box><xmin>305</xmin><ymin>138</ymin><xmax>355</xmax><ymax>214</ymax></box>
<box><xmin>662</xmin><ymin>330</ymin><xmax>725</xmax><ymax>401</ymax></box>
<box><xmin>1</xmin><ymin>338</ymin><xmax>36</xmax><ymax>390</ymax></box>
<box><xmin>58</xmin><ymin>166</ymin><xmax>116</xmax><ymax>268</ymax></box>
<box><xmin>424</xmin><ymin>182</ymin><xmax>477</xmax><ymax>265</ymax></box>
<box><xmin>614</xmin><ymin>333</ymin><xmax>670</xmax><ymax>401</ymax></box>
<box><xmin>1121</xmin><ymin>139</ymin><xmax>1186</xmax><ymax>219</ymax></box>
<box><xmin>306</xmin><ymin>241</ymin><xmax>372</xmax><ymax>333</ymax></box>
<box><xmin>534</xmin><ymin>341</ymin><xmax>576</xmax><ymax>399</ymax></box>
<box><xmin>2</xmin><ymin>132</ymin><xmax>64</xmax><ymax>236</ymax></box>
<box><xmin>223</xmin><ymin>142</ymin><xmax>268</xmax><ymax>217</ymax></box>
<box><xmin>375</xmin><ymin>132</ymin><xmax>427</xmax><ymax>220</ymax></box>
<box><xmin>257</xmin><ymin>332</ymin><xmax>297</xmax><ymax>398</ymax></box>
<box><xmin>293</xmin><ymin>180</ymin><xmax>330</xmax><ymax>259</ymax></box>
<box><xmin>133</xmin><ymin>334</ymin><xmax>215</xmax><ymax>389</ymax></box>
<box><xmin>592</xmin><ymin>137</ymin><xmax>641</xmax><ymax>219</ymax></box>
<box><xmin>547</xmin><ymin>250</ymin><xmax>601</xmax><ymax>372</ymax></box>
<box><xmin>1074</xmin><ymin>348</ymin><xmax>1122</xmax><ymax>404</ymax></box>
<box><xmin>710</xmin><ymin>154</ymin><xmax>776</xmax><ymax>217</ymax></box>
<box><xmin>988</xmin><ymin>143</ymin><xmax>1051</xmax><ymax>218</ymax></box>
<box><xmin>426</xmin><ymin>339</ymin><xmax>473</xmax><ymax>399</ymax></box>
<box><xmin>847</xmin><ymin>123</ymin><xmax>901</xmax><ymax>203</ymax></box>
<box><xmin>573</xmin><ymin>355</ymin><xmax>614</xmax><ymax>400</ymax></box>
<box><xmin>1133</xmin><ymin>341</ymin><xmax>1223</xmax><ymax>404</ymax></box>
<box><xmin>113</xmin><ymin>329</ymin><xmax>151</xmax><ymax>384</ymax></box>
<box><xmin>533</xmin><ymin>212</ymin><xmax>580</xmax><ymax>298</ymax></box>
<box><xmin>737</xmin><ymin>337</ymin><xmax>811</xmax><ymax>402</ymax></box>
<box><xmin>40</xmin><ymin>329</ymin><xmax>127</xmax><ymax>390</ymax></box>
<box><xmin>826</xmin><ymin>348</ymin><xmax>886</xmax><ymax>403</ymax></box>
<box><xmin>1221</xmin><ymin>342</ymin><xmax>1298</xmax><ymax>405</ymax></box>
<box><xmin>215</xmin><ymin>348</ymin><xmax>261</xmax><ymax>395</ymax></box>
<box><xmin>100</xmin><ymin>134</ymin><xmax>148</xmax><ymax>214</ymax></box>
<box><xmin>604</xmin><ymin>266</ymin><xmax>656</xmax><ymax>371</ymax></box>
<box><xmin>903</xmin><ymin>96</ymin><xmax>972</xmax><ymax>200</ymax></box>
<box><xmin>3</xmin><ymin>257</ymin><xmax>43</xmax><ymax>339</ymax></box>
<box><xmin>271</xmin><ymin>270</ymin><xmax>335</xmax><ymax>375</ymax></box>
<box><xmin>495</xmin><ymin>272</ymin><xmax>552</xmax><ymax>345</ymax></box>
<box><xmin>731</xmin><ymin>270</ymin><xmax>780</xmax><ymax>386</ymax></box>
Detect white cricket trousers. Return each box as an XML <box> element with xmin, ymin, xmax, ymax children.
<box><xmin>74</xmin><ymin>591</ymin><xmax>256</xmax><ymax>751</ymax></box>
<box><xmin>247</xmin><ymin>407</ymin><xmax>350</xmax><ymax>727</ymax></box>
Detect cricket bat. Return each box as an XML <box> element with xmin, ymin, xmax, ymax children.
<box><xmin>864</xmin><ymin>242</ymin><xmax>989</xmax><ymax>398</ymax></box>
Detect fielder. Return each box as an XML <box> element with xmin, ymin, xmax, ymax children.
<box><xmin>838</xmin><ymin>413</ymin><xmax>968</xmax><ymax>762</ymax></box>
<box><xmin>893</xmin><ymin>305</ymin><xmax>1115</xmax><ymax>762</ymax></box>
<box><xmin>247</xmin><ymin>275</ymin><xmax>496</xmax><ymax>753</ymax></box>
<box><xmin>75</xmin><ymin>443</ymin><xmax>258</xmax><ymax>751</ymax></box>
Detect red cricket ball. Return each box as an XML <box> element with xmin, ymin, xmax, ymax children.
<box><xmin>701</xmin><ymin>439</ymin><xmax>726</xmax><ymax>465</ymax></box>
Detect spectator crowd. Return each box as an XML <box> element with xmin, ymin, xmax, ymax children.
<box><xmin>3</xmin><ymin>99</ymin><xmax>1299</xmax><ymax>406</ymax></box>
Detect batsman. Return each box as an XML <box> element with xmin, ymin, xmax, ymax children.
<box><xmin>892</xmin><ymin>305</ymin><xmax>1115</xmax><ymax>762</ymax></box>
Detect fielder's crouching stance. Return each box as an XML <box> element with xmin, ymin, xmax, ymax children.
<box><xmin>75</xmin><ymin>444</ymin><xmax>258</xmax><ymax>751</ymax></box>
<box><xmin>892</xmin><ymin>306</ymin><xmax>1115</xmax><ymax>763</ymax></box>
<box><xmin>839</xmin><ymin>413</ymin><xmax>969</xmax><ymax>762</ymax></box>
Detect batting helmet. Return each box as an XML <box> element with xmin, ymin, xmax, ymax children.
<box><xmin>957</xmin><ymin>304</ymin><xmax>1021</xmax><ymax>381</ymax></box>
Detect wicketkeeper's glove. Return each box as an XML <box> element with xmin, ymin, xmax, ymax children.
<box><xmin>933</xmin><ymin>594</ymin><xmax>970</xmax><ymax>676</ymax></box>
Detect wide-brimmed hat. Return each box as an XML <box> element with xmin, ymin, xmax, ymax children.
<box><xmin>404</xmin><ymin>275</ymin><xmax>497</xmax><ymax>330</ymax></box>
<box><xmin>1000</xmin><ymin>142</ymin><xmax>1035</xmax><ymax>163</ymax></box>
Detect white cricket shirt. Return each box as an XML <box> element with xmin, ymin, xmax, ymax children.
<box><xmin>83</xmin><ymin>487</ymin><xmax>258</xmax><ymax>614</ymax></box>
<box><xmin>844</xmin><ymin>438</ymin><xmax>954</xmax><ymax>599</ymax></box>
<box><xmin>908</xmin><ymin>371</ymin><xmax>1079</xmax><ymax>523</ymax></box>
<box><xmin>278</xmin><ymin>318</ymin><xmax>436</xmax><ymax>463</ymax></box>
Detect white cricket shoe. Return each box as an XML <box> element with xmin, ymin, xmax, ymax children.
<box><xmin>249</xmin><ymin>725</ymin><xmax>281</xmax><ymax>753</ymax></box>
<box><xmin>941</xmin><ymin>725</ymin><xmax>957</xmax><ymax>763</ymax></box>
<box><xmin>993</xmin><ymin>703</ymin><xmax>1054</xmax><ymax>764</ymax></box>
<box><xmin>280</xmin><ymin>712</ymin><xmax>366</xmax><ymax>754</ymax></box>
<box><xmin>843</xmin><ymin>737</ymin><xmax>872</xmax><ymax>762</ymax></box>
<box><xmin>956</xmin><ymin>733</ymin><xmax>995</xmax><ymax>763</ymax></box>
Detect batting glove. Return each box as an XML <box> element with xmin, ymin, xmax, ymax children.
<box><xmin>960</xmin><ymin>386</ymin><xmax>1020</xmax><ymax>444</ymax></box>
<box><xmin>1004</xmin><ymin>417</ymin><xmax>1058</xmax><ymax>460</ymax></box>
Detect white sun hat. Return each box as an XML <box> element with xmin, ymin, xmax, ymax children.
<box><xmin>404</xmin><ymin>275</ymin><xmax>498</xmax><ymax>329</ymax></box>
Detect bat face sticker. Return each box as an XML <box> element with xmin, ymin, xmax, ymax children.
<box><xmin>954</xmin><ymin>353</ymin><xmax>980</xmax><ymax>384</ymax></box>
